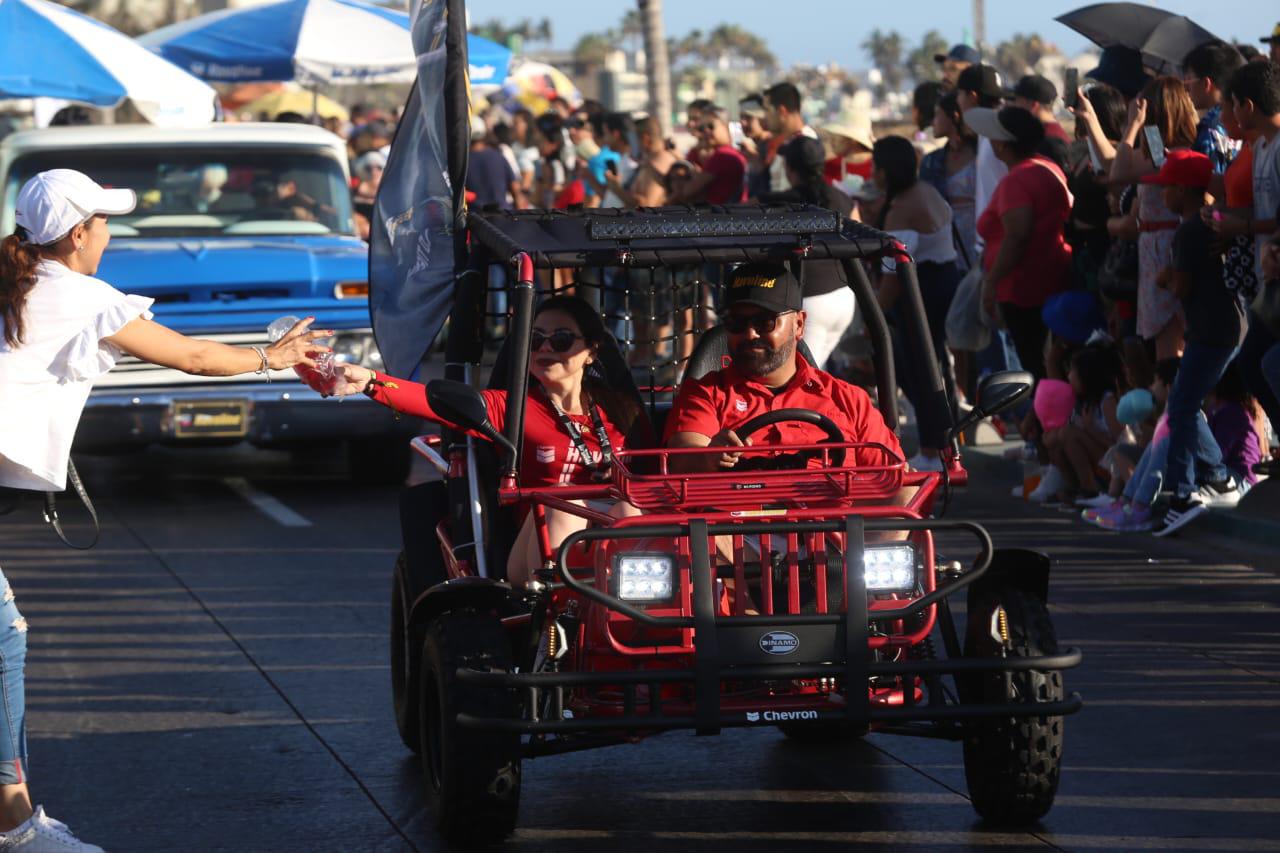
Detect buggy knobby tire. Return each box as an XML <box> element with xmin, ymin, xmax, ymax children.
<box><xmin>419</xmin><ymin>610</ymin><xmax>521</xmax><ymax>846</ymax></box>
<box><xmin>961</xmin><ymin>586</ymin><xmax>1065</xmax><ymax>825</ymax></box>
<box><xmin>390</xmin><ymin>553</ymin><xmax>420</xmax><ymax>754</ymax></box>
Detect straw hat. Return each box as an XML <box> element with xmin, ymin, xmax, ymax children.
<box><xmin>821</xmin><ymin>114</ymin><xmax>874</xmax><ymax>152</ymax></box>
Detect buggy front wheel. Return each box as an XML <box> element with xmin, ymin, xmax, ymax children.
<box><xmin>419</xmin><ymin>610</ymin><xmax>522</xmax><ymax>845</ymax></box>
<box><xmin>961</xmin><ymin>586</ymin><xmax>1065</xmax><ymax>825</ymax></box>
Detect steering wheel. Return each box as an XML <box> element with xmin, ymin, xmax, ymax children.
<box><xmin>731</xmin><ymin>408</ymin><xmax>847</xmax><ymax>470</ymax></box>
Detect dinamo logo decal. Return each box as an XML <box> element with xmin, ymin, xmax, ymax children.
<box><xmin>758</xmin><ymin>630</ymin><xmax>799</xmax><ymax>655</ymax></box>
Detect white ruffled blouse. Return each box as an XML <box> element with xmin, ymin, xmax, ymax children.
<box><xmin>0</xmin><ymin>260</ymin><xmax>153</xmax><ymax>491</ymax></box>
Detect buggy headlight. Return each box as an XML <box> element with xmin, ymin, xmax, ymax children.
<box><xmin>614</xmin><ymin>553</ymin><xmax>675</xmax><ymax>603</ymax></box>
<box><xmin>863</xmin><ymin>545</ymin><xmax>917</xmax><ymax>592</ymax></box>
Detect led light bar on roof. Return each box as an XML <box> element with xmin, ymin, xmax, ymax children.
<box><xmin>586</xmin><ymin>209</ymin><xmax>843</xmax><ymax>241</ymax></box>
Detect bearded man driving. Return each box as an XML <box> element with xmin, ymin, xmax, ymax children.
<box><xmin>665</xmin><ymin>262</ymin><xmax>903</xmax><ymax>470</ymax></box>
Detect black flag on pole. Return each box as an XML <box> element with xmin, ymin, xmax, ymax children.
<box><xmin>367</xmin><ymin>0</ymin><xmax>470</xmax><ymax>379</ymax></box>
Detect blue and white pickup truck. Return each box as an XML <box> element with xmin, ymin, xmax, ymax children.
<box><xmin>1</xmin><ymin>123</ymin><xmax>418</xmax><ymax>474</ymax></box>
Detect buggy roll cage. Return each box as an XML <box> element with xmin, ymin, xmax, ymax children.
<box><xmin>442</xmin><ymin>204</ymin><xmax>954</xmax><ymax>485</ymax></box>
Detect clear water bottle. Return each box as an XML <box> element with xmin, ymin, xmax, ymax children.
<box><xmin>267</xmin><ymin>315</ymin><xmax>336</xmax><ymax>394</ymax></box>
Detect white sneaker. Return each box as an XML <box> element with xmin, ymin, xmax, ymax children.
<box><xmin>0</xmin><ymin>807</ymin><xmax>104</xmax><ymax>852</ymax></box>
<box><xmin>907</xmin><ymin>453</ymin><xmax>944</xmax><ymax>473</ymax></box>
<box><xmin>1028</xmin><ymin>465</ymin><xmax>1065</xmax><ymax>503</ymax></box>
<box><xmin>1196</xmin><ymin>479</ymin><xmax>1242</xmax><ymax>508</ymax></box>
<box><xmin>1076</xmin><ymin>493</ymin><xmax>1115</xmax><ymax>509</ymax></box>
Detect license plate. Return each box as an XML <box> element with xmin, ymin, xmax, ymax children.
<box><xmin>172</xmin><ymin>400</ymin><xmax>248</xmax><ymax>438</ymax></box>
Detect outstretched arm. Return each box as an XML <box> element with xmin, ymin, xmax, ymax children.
<box><xmin>106</xmin><ymin>315</ymin><xmax>329</xmax><ymax>376</ymax></box>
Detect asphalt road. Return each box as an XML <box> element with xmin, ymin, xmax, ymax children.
<box><xmin>2</xmin><ymin>441</ymin><xmax>1278</xmax><ymax>852</ymax></box>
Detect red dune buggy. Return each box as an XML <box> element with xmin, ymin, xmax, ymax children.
<box><xmin>388</xmin><ymin>205</ymin><xmax>1082</xmax><ymax>846</ymax></box>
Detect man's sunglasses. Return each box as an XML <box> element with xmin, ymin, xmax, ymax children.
<box><xmin>723</xmin><ymin>310</ymin><xmax>793</xmax><ymax>335</ymax></box>
<box><xmin>531</xmin><ymin>331</ymin><xmax>583</xmax><ymax>352</ymax></box>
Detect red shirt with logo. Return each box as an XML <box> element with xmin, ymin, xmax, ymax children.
<box><xmin>369</xmin><ymin>373</ymin><xmax>627</xmax><ymax>487</ymax></box>
<box><xmin>662</xmin><ymin>358</ymin><xmax>903</xmax><ymax>466</ymax></box>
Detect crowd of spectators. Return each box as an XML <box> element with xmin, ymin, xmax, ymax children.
<box><xmin>328</xmin><ymin>22</ymin><xmax>1280</xmax><ymax>537</ymax></box>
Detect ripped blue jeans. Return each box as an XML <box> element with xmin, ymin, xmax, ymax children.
<box><xmin>0</xmin><ymin>568</ymin><xmax>27</xmax><ymax>785</ymax></box>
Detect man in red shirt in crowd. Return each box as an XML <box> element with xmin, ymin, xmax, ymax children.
<box><xmin>665</xmin><ymin>262</ymin><xmax>902</xmax><ymax>471</ymax></box>
<box><xmin>669</xmin><ymin>114</ymin><xmax>747</xmax><ymax>205</ymax></box>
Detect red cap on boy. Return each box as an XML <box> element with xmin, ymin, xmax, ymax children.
<box><xmin>1140</xmin><ymin>149</ymin><xmax>1212</xmax><ymax>188</ymax></box>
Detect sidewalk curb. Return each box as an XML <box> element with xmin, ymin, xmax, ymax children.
<box><xmin>956</xmin><ymin>441</ymin><xmax>1280</xmax><ymax>549</ymax></box>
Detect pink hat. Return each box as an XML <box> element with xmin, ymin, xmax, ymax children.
<box><xmin>1034</xmin><ymin>379</ymin><xmax>1076</xmax><ymax>432</ymax></box>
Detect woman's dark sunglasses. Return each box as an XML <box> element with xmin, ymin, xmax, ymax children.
<box><xmin>723</xmin><ymin>310</ymin><xmax>792</xmax><ymax>335</ymax></box>
<box><xmin>531</xmin><ymin>331</ymin><xmax>583</xmax><ymax>352</ymax></box>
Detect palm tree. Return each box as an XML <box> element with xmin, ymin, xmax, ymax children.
<box><xmin>573</xmin><ymin>32</ymin><xmax>614</xmax><ymax>74</ymax></box>
<box><xmin>996</xmin><ymin>32</ymin><xmax>1054</xmax><ymax>78</ymax></box>
<box><xmin>862</xmin><ymin>28</ymin><xmax>906</xmax><ymax>94</ymax></box>
<box><xmin>533</xmin><ymin>18</ymin><xmax>553</xmax><ymax>48</ymax></box>
<box><xmin>907</xmin><ymin>30</ymin><xmax>950</xmax><ymax>84</ymax></box>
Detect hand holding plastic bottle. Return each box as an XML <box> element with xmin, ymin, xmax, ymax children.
<box><xmin>268</xmin><ymin>315</ymin><xmax>338</xmax><ymax>394</ymax></box>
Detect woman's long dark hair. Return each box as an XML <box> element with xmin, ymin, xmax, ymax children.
<box><xmin>936</xmin><ymin>91</ymin><xmax>977</xmax><ymax>152</ymax></box>
<box><xmin>534</xmin><ymin>294</ymin><xmax>643</xmax><ymax>442</ymax></box>
<box><xmin>872</xmin><ymin>136</ymin><xmax>919</xmax><ymax>231</ymax></box>
<box><xmin>1084</xmin><ymin>82</ymin><xmax>1127</xmax><ymax>142</ymax></box>
<box><xmin>0</xmin><ymin>227</ymin><xmax>42</xmax><ymax>347</ymax></box>
<box><xmin>778</xmin><ymin>136</ymin><xmax>844</xmax><ymax>212</ymax></box>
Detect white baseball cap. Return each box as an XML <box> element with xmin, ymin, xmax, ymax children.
<box><xmin>15</xmin><ymin>169</ymin><xmax>136</xmax><ymax>246</ymax></box>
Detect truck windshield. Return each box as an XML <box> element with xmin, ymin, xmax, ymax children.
<box><xmin>7</xmin><ymin>149</ymin><xmax>355</xmax><ymax>237</ymax></box>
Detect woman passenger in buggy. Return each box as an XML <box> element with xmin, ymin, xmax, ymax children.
<box><xmin>322</xmin><ymin>295</ymin><xmax>648</xmax><ymax>584</ymax></box>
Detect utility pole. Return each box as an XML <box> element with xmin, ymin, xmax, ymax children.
<box><xmin>972</xmin><ymin>0</ymin><xmax>986</xmax><ymax>58</ymax></box>
<box><xmin>638</xmin><ymin>0</ymin><xmax>672</xmax><ymax>138</ymax></box>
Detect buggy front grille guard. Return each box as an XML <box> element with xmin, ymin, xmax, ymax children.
<box><xmin>452</xmin><ymin>515</ymin><xmax>1082</xmax><ymax>735</ymax></box>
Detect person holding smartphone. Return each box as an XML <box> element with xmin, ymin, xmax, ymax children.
<box><xmin>1110</xmin><ymin>77</ymin><xmax>1199</xmax><ymax>359</ymax></box>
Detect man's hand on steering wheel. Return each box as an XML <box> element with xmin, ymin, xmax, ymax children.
<box><xmin>708</xmin><ymin>428</ymin><xmax>752</xmax><ymax>470</ymax></box>
<box><xmin>731</xmin><ymin>409</ymin><xmax>848</xmax><ymax>470</ymax></box>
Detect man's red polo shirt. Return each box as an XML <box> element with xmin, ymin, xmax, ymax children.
<box><xmin>664</xmin><ymin>357</ymin><xmax>903</xmax><ymax>466</ymax></box>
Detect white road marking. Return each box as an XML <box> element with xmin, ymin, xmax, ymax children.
<box><xmin>221</xmin><ymin>477</ymin><xmax>312</xmax><ymax>527</ymax></box>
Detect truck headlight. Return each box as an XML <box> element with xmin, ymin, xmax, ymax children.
<box><xmin>614</xmin><ymin>553</ymin><xmax>675</xmax><ymax>603</ymax></box>
<box><xmin>330</xmin><ymin>333</ymin><xmax>383</xmax><ymax>369</ymax></box>
<box><xmin>331</xmin><ymin>333</ymin><xmax>366</xmax><ymax>364</ymax></box>
<box><xmin>863</xmin><ymin>545</ymin><xmax>917</xmax><ymax>592</ymax></box>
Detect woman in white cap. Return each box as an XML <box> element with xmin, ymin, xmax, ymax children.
<box><xmin>0</xmin><ymin>169</ymin><xmax>325</xmax><ymax>852</ymax></box>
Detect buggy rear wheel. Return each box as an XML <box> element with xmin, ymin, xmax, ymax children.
<box><xmin>419</xmin><ymin>610</ymin><xmax>522</xmax><ymax>845</ymax></box>
<box><xmin>961</xmin><ymin>586</ymin><xmax>1065</xmax><ymax>825</ymax></box>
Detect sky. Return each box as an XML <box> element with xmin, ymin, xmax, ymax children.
<box><xmin>465</xmin><ymin>0</ymin><xmax>1277</xmax><ymax>69</ymax></box>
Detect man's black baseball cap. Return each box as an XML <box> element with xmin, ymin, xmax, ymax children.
<box><xmin>957</xmin><ymin>64</ymin><xmax>1010</xmax><ymax>100</ymax></box>
<box><xmin>1013</xmin><ymin>74</ymin><xmax>1057</xmax><ymax>105</ymax></box>
<box><xmin>725</xmin><ymin>262</ymin><xmax>803</xmax><ymax>314</ymax></box>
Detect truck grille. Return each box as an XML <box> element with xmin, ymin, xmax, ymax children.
<box><xmin>97</xmin><ymin>332</ymin><xmax>296</xmax><ymax>389</ymax></box>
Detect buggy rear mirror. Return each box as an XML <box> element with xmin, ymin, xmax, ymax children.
<box><xmin>976</xmin><ymin>370</ymin><xmax>1034</xmax><ymax>416</ymax></box>
<box><xmin>948</xmin><ymin>370</ymin><xmax>1034</xmax><ymax>443</ymax></box>
<box><xmin>426</xmin><ymin>379</ymin><xmax>517</xmax><ymax>457</ymax></box>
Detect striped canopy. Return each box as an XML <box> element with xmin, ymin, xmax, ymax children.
<box><xmin>0</xmin><ymin>0</ymin><xmax>216</xmax><ymax>125</ymax></box>
<box><xmin>141</xmin><ymin>0</ymin><xmax>510</xmax><ymax>87</ymax></box>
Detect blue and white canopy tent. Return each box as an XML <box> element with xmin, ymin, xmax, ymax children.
<box><xmin>140</xmin><ymin>0</ymin><xmax>510</xmax><ymax>91</ymax></box>
<box><xmin>0</xmin><ymin>0</ymin><xmax>216</xmax><ymax>125</ymax></box>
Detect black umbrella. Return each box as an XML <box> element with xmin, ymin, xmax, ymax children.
<box><xmin>1056</xmin><ymin>2</ymin><xmax>1222</xmax><ymax>75</ymax></box>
